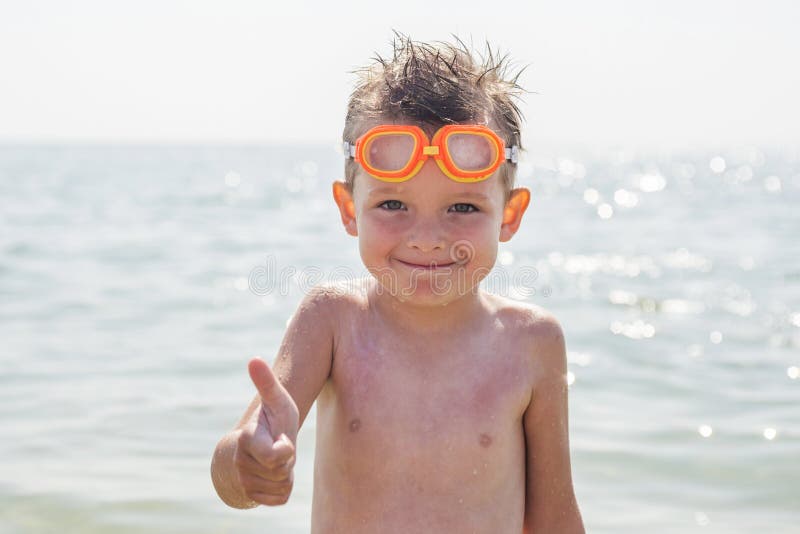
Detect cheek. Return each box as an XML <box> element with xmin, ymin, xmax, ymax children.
<box><xmin>359</xmin><ymin>209</ymin><xmax>416</xmax><ymax>239</ymax></box>
<box><xmin>449</xmin><ymin>215</ymin><xmax>501</xmax><ymax>244</ymax></box>
<box><xmin>357</xmin><ymin>214</ymin><xmax>403</xmax><ymax>258</ymax></box>
<box><xmin>472</xmin><ymin>237</ymin><xmax>498</xmax><ymax>264</ymax></box>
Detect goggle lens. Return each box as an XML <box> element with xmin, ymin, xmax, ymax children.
<box><xmin>363</xmin><ymin>133</ymin><xmax>416</xmax><ymax>172</ymax></box>
<box><xmin>445</xmin><ymin>133</ymin><xmax>498</xmax><ymax>172</ymax></box>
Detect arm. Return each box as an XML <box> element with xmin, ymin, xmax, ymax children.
<box><xmin>210</xmin><ymin>286</ymin><xmax>338</xmax><ymax>508</ymax></box>
<box><xmin>522</xmin><ymin>316</ymin><xmax>585</xmax><ymax>534</ymax></box>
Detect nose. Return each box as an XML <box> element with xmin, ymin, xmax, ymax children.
<box><xmin>406</xmin><ymin>217</ymin><xmax>446</xmax><ymax>252</ymax></box>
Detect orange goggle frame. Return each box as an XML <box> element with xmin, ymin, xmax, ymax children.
<box><xmin>343</xmin><ymin>124</ymin><xmax>519</xmax><ymax>183</ymax></box>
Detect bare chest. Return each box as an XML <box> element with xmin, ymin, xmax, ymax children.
<box><xmin>315</xmin><ymin>324</ymin><xmax>531</xmax><ymax>497</ymax></box>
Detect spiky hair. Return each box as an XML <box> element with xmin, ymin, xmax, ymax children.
<box><xmin>343</xmin><ymin>31</ymin><xmax>528</xmax><ymax>195</ymax></box>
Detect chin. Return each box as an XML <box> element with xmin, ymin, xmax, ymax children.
<box><xmin>392</xmin><ymin>271</ymin><xmax>481</xmax><ymax>306</ymax></box>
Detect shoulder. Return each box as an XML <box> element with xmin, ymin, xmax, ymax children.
<box><xmin>292</xmin><ymin>277</ymin><xmax>371</xmax><ymax>322</ymax></box>
<box><xmin>483</xmin><ymin>292</ymin><xmax>565</xmax><ymax>345</ymax></box>
<box><xmin>483</xmin><ymin>292</ymin><xmax>567</xmax><ymax>376</ymax></box>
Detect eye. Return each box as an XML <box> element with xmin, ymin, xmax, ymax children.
<box><xmin>378</xmin><ymin>199</ymin><xmax>405</xmax><ymax>210</ymax></box>
<box><xmin>449</xmin><ymin>203</ymin><xmax>478</xmax><ymax>213</ymax></box>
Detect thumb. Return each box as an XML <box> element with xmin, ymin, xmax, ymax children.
<box><xmin>248</xmin><ymin>357</ymin><xmax>287</xmax><ymax>408</ymax></box>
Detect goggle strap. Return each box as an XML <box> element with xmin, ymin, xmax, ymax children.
<box><xmin>505</xmin><ymin>146</ymin><xmax>519</xmax><ymax>164</ymax></box>
<box><xmin>343</xmin><ymin>141</ymin><xmax>356</xmax><ymax>158</ymax></box>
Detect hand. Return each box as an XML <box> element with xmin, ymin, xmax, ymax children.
<box><xmin>234</xmin><ymin>357</ymin><xmax>300</xmax><ymax>506</ymax></box>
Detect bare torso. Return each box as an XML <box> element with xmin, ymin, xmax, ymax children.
<box><xmin>309</xmin><ymin>282</ymin><xmax>536</xmax><ymax>533</ymax></box>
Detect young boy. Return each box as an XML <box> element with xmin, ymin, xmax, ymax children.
<box><xmin>211</xmin><ymin>34</ymin><xmax>584</xmax><ymax>533</ymax></box>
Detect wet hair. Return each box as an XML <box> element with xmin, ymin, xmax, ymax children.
<box><xmin>343</xmin><ymin>31</ymin><xmax>528</xmax><ymax>197</ymax></box>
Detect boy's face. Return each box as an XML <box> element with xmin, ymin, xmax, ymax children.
<box><xmin>333</xmin><ymin>121</ymin><xmax>530</xmax><ymax>307</ymax></box>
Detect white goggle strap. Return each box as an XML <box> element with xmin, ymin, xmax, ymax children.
<box><xmin>344</xmin><ymin>141</ymin><xmax>518</xmax><ymax>164</ymax></box>
<box><xmin>505</xmin><ymin>146</ymin><xmax>519</xmax><ymax>164</ymax></box>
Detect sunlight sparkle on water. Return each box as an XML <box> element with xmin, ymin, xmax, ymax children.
<box><xmin>764</xmin><ymin>175</ymin><xmax>782</xmax><ymax>193</ymax></box>
<box><xmin>614</xmin><ymin>188</ymin><xmax>639</xmax><ymax>207</ymax></box>
<box><xmin>661</xmin><ymin>299</ymin><xmax>705</xmax><ymax>314</ymax></box>
<box><xmin>763</xmin><ymin>428</ymin><xmax>777</xmax><ymax>440</ymax></box>
<box><xmin>498</xmin><ymin>250</ymin><xmax>514</xmax><ymax>266</ymax></box>
<box><xmin>698</xmin><ymin>425</ymin><xmax>713</xmax><ymax>438</ymax></box>
<box><xmin>709</xmin><ymin>331</ymin><xmax>723</xmax><ymax>344</ymax></box>
<box><xmin>611</xmin><ymin>320</ymin><xmax>655</xmax><ymax>339</ymax></box>
<box><xmin>688</xmin><ymin>344</ymin><xmax>704</xmax><ymax>358</ymax></box>
<box><xmin>637</xmin><ymin>173</ymin><xmax>666</xmax><ymax>192</ymax></box>
<box><xmin>694</xmin><ymin>511</ymin><xmax>711</xmax><ymax>526</ymax></box>
<box><xmin>558</xmin><ymin>158</ymin><xmax>577</xmax><ymax>176</ymax></box>
<box><xmin>569</xmin><ymin>352</ymin><xmax>592</xmax><ymax>367</ymax></box>
<box><xmin>583</xmin><ymin>188</ymin><xmax>600</xmax><ymax>205</ymax></box>
<box><xmin>597</xmin><ymin>203</ymin><xmax>614</xmax><ymax>219</ymax></box>
<box><xmin>608</xmin><ymin>290</ymin><xmax>637</xmax><ymax>306</ymax></box>
<box><xmin>663</xmin><ymin>248</ymin><xmax>713</xmax><ymax>272</ymax></box>
<box><xmin>566</xmin><ymin>371</ymin><xmax>576</xmax><ymax>386</ymax></box>
<box><xmin>738</xmin><ymin>256</ymin><xmax>755</xmax><ymax>271</ymax></box>
<box><xmin>710</xmin><ymin>157</ymin><xmax>726</xmax><ymax>174</ymax></box>
<box><xmin>788</xmin><ymin>366</ymin><xmax>799</xmax><ymax>380</ymax></box>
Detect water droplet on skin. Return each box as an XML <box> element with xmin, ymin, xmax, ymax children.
<box><xmin>349</xmin><ymin>418</ymin><xmax>361</xmax><ymax>432</ymax></box>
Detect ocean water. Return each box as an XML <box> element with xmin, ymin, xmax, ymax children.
<box><xmin>0</xmin><ymin>144</ymin><xmax>798</xmax><ymax>533</ymax></box>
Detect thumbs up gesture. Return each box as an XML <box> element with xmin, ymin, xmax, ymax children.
<box><xmin>234</xmin><ymin>357</ymin><xmax>300</xmax><ymax>506</ymax></box>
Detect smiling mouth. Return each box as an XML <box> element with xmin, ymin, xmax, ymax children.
<box><xmin>395</xmin><ymin>259</ymin><xmax>457</xmax><ymax>270</ymax></box>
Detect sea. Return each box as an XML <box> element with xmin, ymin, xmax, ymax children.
<box><xmin>0</xmin><ymin>143</ymin><xmax>798</xmax><ymax>533</ymax></box>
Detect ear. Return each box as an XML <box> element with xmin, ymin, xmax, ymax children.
<box><xmin>332</xmin><ymin>181</ymin><xmax>358</xmax><ymax>237</ymax></box>
<box><xmin>499</xmin><ymin>188</ymin><xmax>531</xmax><ymax>242</ymax></box>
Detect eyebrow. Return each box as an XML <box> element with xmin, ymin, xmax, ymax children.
<box><xmin>450</xmin><ymin>192</ymin><xmax>492</xmax><ymax>201</ymax></box>
<box><xmin>368</xmin><ymin>186</ymin><xmax>404</xmax><ymax>197</ymax></box>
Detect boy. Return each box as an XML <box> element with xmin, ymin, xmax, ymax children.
<box><xmin>211</xmin><ymin>34</ymin><xmax>584</xmax><ymax>533</ymax></box>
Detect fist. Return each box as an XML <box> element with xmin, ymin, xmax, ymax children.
<box><xmin>234</xmin><ymin>357</ymin><xmax>300</xmax><ymax>506</ymax></box>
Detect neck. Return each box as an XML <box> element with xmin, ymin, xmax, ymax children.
<box><xmin>366</xmin><ymin>277</ymin><xmax>487</xmax><ymax>335</ymax></box>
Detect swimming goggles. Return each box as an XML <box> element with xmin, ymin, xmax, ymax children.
<box><xmin>343</xmin><ymin>124</ymin><xmax>519</xmax><ymax>183</ymax></box>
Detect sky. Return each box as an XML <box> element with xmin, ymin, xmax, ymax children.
<box><xmin>1</xmin><ymin>0</ymin><xmax>798</xmax><ymax>151</ymax></box>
